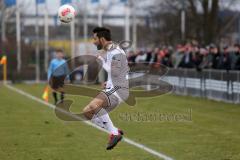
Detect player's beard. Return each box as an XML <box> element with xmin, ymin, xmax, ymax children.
<box><xmin>96</xmin><ymin>40</ymin><xmax>104</xmax><ymax>50</ymax></box>
<box><xmin>97</xmin><ymin>44</ymin><xmax>103</xmax><ymax>50</ymax></box>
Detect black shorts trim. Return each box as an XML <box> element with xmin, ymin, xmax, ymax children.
<box><xmin>105</xmin><ymin>86</ymin><xmax>121</xmax><ymax>96</ymax></box>
<box><xmin>100</xmin><ymin>91</ymin><xmax>111</xmax><ymax>107</ymax></box>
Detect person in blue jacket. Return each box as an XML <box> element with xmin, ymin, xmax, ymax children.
<box><xmin>48</xmin><ymin>49</ymin><xmax>69</xmax><ymax>105</ymax></box>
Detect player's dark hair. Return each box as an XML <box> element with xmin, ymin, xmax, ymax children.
<box><xmin>92</xmin><ymin>27</ymin><xmax>112</xmax><ymax>41</ymax></box>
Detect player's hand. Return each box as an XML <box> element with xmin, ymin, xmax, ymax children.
<box><xmin>97</xmin><ymin>55</ymin><xmax>106</xmax><ymax>66</ymax></box>
<box><xmin>96</xmin><ymin>54</ymin><xmax>104</xmax><ymax>61</ymax></box>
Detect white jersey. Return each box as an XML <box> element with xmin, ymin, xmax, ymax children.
<box><xmin>98</xmin><ymin>43</ymin><xmax>129</xmax><ymax>92</ymax></box>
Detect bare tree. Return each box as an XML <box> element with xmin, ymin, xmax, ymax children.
<box><xmin>147</xmin><ymin>0</ymin><xmax>238</xmax><ymax>45</ymax></box>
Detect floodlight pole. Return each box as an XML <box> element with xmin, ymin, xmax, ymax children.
<box><xmin>97</xmin><ymin>5</ymin><xmax>105</xmax><ymax>84</ymax></box>
<box><xmin>125</xmin><ymin>3</ymin><xmax>130</xmax><ymax>41</ymax></box>
<box><xmin>16</xmin><ymin>0</ymin><xmax>21</xmax><ymax>73</ymax></box>
<box><xmin>181</xmin><ymin>0</ymin><xmax>186</xmax><ymax>41</ymax></box>
<box><xmin>1</xmin><ymin>1</ymin><xmax>6</xmax><ymax>44</ymax></box>
<box><xmin>44</xmin><ymin>2</ymin><xmax>49</xmax><ymax>73</ymax></box>
<box><xmin>35</xmin><ymin>1</ymin><xmax>40</xmax><ymax>83</ymax></box>
<box><xmin>71</xmin><ymin>18</ymin><xmax>75</xmax><ymax>59</ymax></box>
<box><xmin>132</xmin><ymin>0</ymin><xmax>137</xmax><ymax>52</ymax></box>
<box><xmin>83</xmin><ymin>0</ymin><xmax>88</xmax><ymax>42</ymax></box>
<box><xmin>83</xmin><ymin>0</ymin><xmax>89</xmax><ymax>82</ymax></box>
<box><xmin>98</xmin><ymin>6</ymin><xmax>103</xmax><ymax>27</ymax></box>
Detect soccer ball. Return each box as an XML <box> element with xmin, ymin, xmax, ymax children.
<box><xmin>58</xmin><ymin>4</ymin><xmax>76</xmax><ymax>24</ymax></box>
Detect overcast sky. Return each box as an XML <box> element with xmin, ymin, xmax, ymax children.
<box><xmin>17</xmin><ymin>0</ymin><xmax>240</xmax><ymax>27</ymax></box>
<box><xmin>18</xmin><ymin>0</ymin><xmax>240</xmax><ymax>17</ymax></box>
<box><xmin>18</xmin><ymin>0</ymin><xmax>155</xmax><ymax>16</ymax></box>
<box><xmin>18</xmin><ymin>0</ymin><xmax>151</xmax><ymax>26</ymax></box>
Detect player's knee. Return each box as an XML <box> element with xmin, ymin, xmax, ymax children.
<box><xmin>83</xmin><ymin>103</ymin><xmax>97</xmax><ymax>119</ymax></box>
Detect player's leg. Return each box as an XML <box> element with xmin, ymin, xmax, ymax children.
<box><xmin>50</xmin><ymin>75</ymin><xmax>65</xmax><ymax>105</ymax></box>
<box><xmin>101</xmin><ymin>91</ymin><xmax>126</xmax><ymax>150</ymax></box>
<box><xmin>83</xmin><ymin>93</ymin><xmax>119</xmax><ymax>135</ymax></box>
<box><xmin>60</xmin><ymin>92</ymin><xmax>64</xmax><ymax>102</ymax></box>
<box><xmin>82</xmin><ymin>91</ymin><xmax>124</xmax><ymax>150</ymax></box>
<box><xmin>82</xmin><ymin>92</ymin><xmax>107</xmax><ymax>119</ymax></box>
<box><xmin>52</xmin><ymin>91</ymin><xmax>58</xmax><ymax>105</ymax></box>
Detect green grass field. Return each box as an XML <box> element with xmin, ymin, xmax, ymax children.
<box><xmin>0</xmin><ymin>84</ymin><xmax>240</xmax><ymax>160</ymax></box>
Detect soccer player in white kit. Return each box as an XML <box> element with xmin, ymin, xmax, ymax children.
<box><xmin>82</xmin><ymin>27</ymin><xmax>129</xmax><ymax>150</ymax></box>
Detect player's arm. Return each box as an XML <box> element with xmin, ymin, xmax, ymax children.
<box><xmin>97</xmin><ymin>55</ymin><xmax>111</xmax><ymax>72</ymax></box>
<box><xmin>63</xmin><ymin>60</ymin><xmax>70</xmax><ymax>80</ymax></box>
<box><xmin>47</xmin><ymin>60</ymin><xmax>54</xmax><ymax>80</ymax></box>
<box><xmin>64</xmin><ymin>60</ymin><xmax>69</xmax><ymax>74</ymax></box>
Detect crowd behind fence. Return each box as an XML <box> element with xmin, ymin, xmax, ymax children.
<box><xmin>127</xmin><ymin>43</ymin><xmax>240</xmax><ymax>71</ymax></box>
<box><xmin>126</xmin><ymin>43</ymin><xmax>240</xmax><ymax>104</ymax></box>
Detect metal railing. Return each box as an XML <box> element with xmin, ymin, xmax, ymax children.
<box><xmin>164</xmin><ymin>69</ymin><xmax>240</xmax><ymax>104</ymax></box>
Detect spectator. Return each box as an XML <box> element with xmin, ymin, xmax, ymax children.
<box><xmin>219</xmin><ymin>46</ymin><xmax>231</xmax><ymax>70</ymax></box>
<box><xmin>234</xmin><ymin>52</ymin><xmax>240</xmax><ymax>70</ymax></box>
<box><xmin>135</xmin><ymin>50</ymin><xmax>147</xmax><ymax>63</ymax></box>
<box><xmin>211</xmin><ymin>45</ymin><xmax>221</xmax><ymax>69</ymax></box>
<box><xmin>233</xmin><ymin>44</ymin><xmax>240</xmax><ymax>70</ymax></box>
<box><xmin>151</xmin><ymin>47</ymin><xmax>160</xmax><ymax>64</ymax></box>
<box><xmin>145</xmin><ymin>48</ymin><xmax>153</xmax><ymax>65</ymax></box>
<box><xmin>231</xmin><ymin>44</ymin><xmax>240</xmax><ymax>70</ymax></box>
<box><xmin>161</xmin><ymin>48</ymin><xmax>173</xmax><ymax>67</ymax></box>
<box><xmin>193</xmin><ymin>46</ymin><xmax>203</xmax><ymax>71</ymax></box>
<box><xmin>128</xmin><ymin>50</ymin><xmax>137</xmax><ymax>64</ymax></box>
<box><xmin>178</xmin><ymin>45</ymin><xmax>195</xmax><ymax>68</ymax></box>
<box><xmin>199</xmin><ymin>48</ymin><xmax>210</xmax><ymax>69</ymax></box>
<box><xmin>172</xmin><ymin>45</ymin><xmax>184</xmax><ymax>68</ymax></box>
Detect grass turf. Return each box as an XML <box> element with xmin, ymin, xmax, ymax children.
<box><xmin>0</xmin><ymin>83</ymin><xmax>240</xmax><ymax>160</ymax></box>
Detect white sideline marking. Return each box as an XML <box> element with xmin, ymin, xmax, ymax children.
<box><xmin>5</xmin><ymin>84</ymin><xmax>174</xmax><ymax>160</ymax></box>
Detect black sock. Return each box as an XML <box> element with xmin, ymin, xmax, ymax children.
<box><xmin>52</xmin><ymin>92</ymin><xmax>58</xmax><ymax>104</ymax></box>
<box><xmin>60</xmin><ymin>92</ymin><xmax>64</xmax><ymax>101</ymax></box>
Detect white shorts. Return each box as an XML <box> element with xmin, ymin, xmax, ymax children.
<box><xmin>101</xmin><ymin>86</ymin><xmax>129</xmax><ymax>110</ymax></box>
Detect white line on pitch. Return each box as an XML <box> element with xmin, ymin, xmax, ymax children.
<box><xmin>5</xmin><ymin>84</ymin><xmax>174</xmax><ymax>160</ymax></box>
